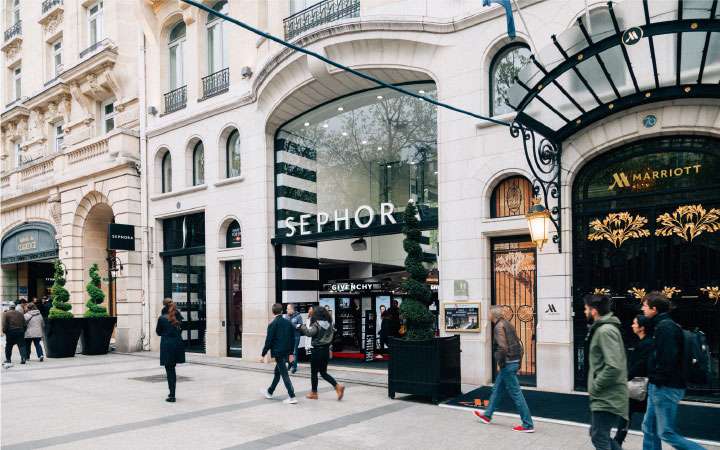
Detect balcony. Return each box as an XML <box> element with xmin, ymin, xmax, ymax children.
<box><xmin>283</xmin><ymin>0</ymin><xmax>360</xmax><ymax>40</ymax></box>
<box><xmin>4</xmin><ymin>21</ymin><xmax>21</xmax><ymax>42</ymax></box>
<box><xmin>79</xmin><ymin>38</ymin><xmax>112</xmax><ymax>60</ymax></box>
<box><xmin>201</xmin><ymin>68</ymin><xmax>230</xmax><ymax>100</ymax></box>
<box><xmin>164</xmin><ymin>85</ymin><xmax>187</xmax><ymax>114</ymax></box>
<box><xmin>42</xmin><ymin>0</ymin><xmax>63</xmax><ymax>14</ymax></box>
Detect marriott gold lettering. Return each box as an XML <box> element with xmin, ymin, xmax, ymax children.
<box><xmin>608</xmin><ymin>164</ymin><xmax>701</xmax><ymax>190</ymax></box>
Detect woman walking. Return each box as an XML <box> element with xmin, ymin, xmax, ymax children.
<box><xmin>156</xmin><ymin>298</ymin><xmax>185</xmax><ymax>402</ymax></box>
<box><xmin>23</xmin><ymin>303</ymin><xmax>45</xmax><ymax>361</ymax></box>
<box><xmin>297</xmin><ymin>306</ymin><xmax>345</xmax><ymax>400</ymax></box>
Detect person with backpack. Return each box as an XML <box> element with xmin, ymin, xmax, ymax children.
<box><xmin>583</xmin><ymin>294</ymin><xmax>627</xmax><ymax>450</ymax></box>
<box><xmin>641</xmin><ymin>292</ymin><xmax>706</xmax><ymax>450</ymax></box>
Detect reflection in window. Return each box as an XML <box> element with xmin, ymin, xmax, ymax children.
<box><xmin>490</xmin><ymin>44</ymin><xmax>531</xmax><ymax>116</ymax></box>
<box><xmin>226</xmin><ymin>130</ymin><xmax>241</xmax><ymax>178</ymax></box>
<box><xmin>193</xmin><ymin>142</ymin><xmax>205</xmax><ymax>186</ymax></box>
<box><xmin>161</xmin><ymin>152</ymin><xmax>172</xmax><ymax>193</ymax></box>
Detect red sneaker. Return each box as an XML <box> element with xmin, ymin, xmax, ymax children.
<box><xmin>473</xmin><ymin>411</ymin><xmax>491</xmax><ymax>424</ymax></box>
<box><xmin>512</xmin><ymin>425</ymin><xmax>535</xmax><ymax>433</ymax></box>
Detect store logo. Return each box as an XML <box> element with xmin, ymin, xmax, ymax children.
<box><xmin>17</xmin><ymin>235</ymin><xmax>37</xmax><ymax>253</ymax></box>
<box><xmin>608</xmin><ymin>164</ymin><xmax>702</xmax><ymax>190</ymax></box>
<box><xmin>285</xmin><ymin>202</ymin><xmax>397</xmax><ymax>237</ymax></box>
<box><xmin>622</xmin><ymin>27</ymin><xmax>643</xmax><ymax>46</ymax></box>
<box><xmin>545</xmin><ymin>303</ymin><xmax>558</xmax><ymax>314</ymax></box>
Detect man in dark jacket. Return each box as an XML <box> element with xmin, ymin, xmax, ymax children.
<box><xmin>3</xmin><ymin>304</ymin><xmax>27</xmax><ymax>367</ymax></box>
<box><xmin>641</xmin><ymin>292</ymin><xmax>704</xmax><ymax>450</ymax></box>
<box><xmin>473</xmin><ymin>306</ymin><xmax>534</xmax><ymax>433</ymax></box>
<box><xmin>284</xmin><ymin>304</ymin><xmax>303</xmax><ymax>374</ymax></box>
<box><xmin>261</xmin><ymin>303</ymin><xmax>297</xmax><ymax>404</ymax></box>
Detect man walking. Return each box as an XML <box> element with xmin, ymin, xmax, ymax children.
<box><xmin>285</xmin><ymin>304</ymin><xmax>303</xmax><ymax>374</ymax></box>
<box><xmin>3</xmin><ymin>304</ymin><xmax>27</xmax><ymax>368</ymax></box>
<box><xmin>261</xmin><ymin>303</ymin><xmax>297</xmax><ymax>404</ymax></box>
<box><xmin>584</xmin><ymin>294</ymin><xmax>627</xmax><ymax>450</ymax></box>
<box><xmin>474</xmin><ymin>305</ymin><xmax>534</xmax><ymax>433</ymax></box>
<box><xmin>641</xmin><ymin>292</ymin><xmax>705</xmax><ymax>450</ymax></box>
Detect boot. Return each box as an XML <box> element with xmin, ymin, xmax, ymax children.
<box><xmin>305</xmin><ymin>392</ymin><xmax>318</xmax><ymax>400</ymax></box>
<box><xmin>335</xmin><ymin>384</ymin><xmax>345</xmax><ymax>401</ymax></box>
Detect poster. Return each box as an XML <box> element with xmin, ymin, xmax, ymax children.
<box><xmin>364</xmin><ymin>310</ymin><xmax>376</xmax><ymax>362</ymax></box>
<box><xmin>319</xmin><ymin>298</ymin><xmax>335</xmax><ymax>323</ymax></box>
<box><xmin>444</xmin><ymin>302</ymin><xmax>481</xmax><ymax>332</ymax></box>
<box><xmin>375</xmin><ymin>295</ymin><xmax>390</xmax><ymax>345</ymax></box>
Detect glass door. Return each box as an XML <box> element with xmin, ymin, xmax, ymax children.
<box><xmin>226</xmin><ymin>261</ymin><xmax>242</xmax><ymax>357</ymax></box>
<box><xmin>166</xmin><ymin>254</ymin><xmax>206</xmax><ymax>353</ymax></box>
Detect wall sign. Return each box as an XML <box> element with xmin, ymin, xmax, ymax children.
<box><xmin>622</xmin><ymin>27</ymin><xmax>643</xmax><ymax>46</ymax></box>
<box><xmin>1</xmin><ymin>222</ymin><xmax>58</xmax><ymax>264</ymax></box>
<box><xmin>324</xmin><ymin>282</ymin><xmax>382</xmax><ymax>292</ymax></box>
<box><xmin>453</xmin><ymin>280</ymin><xmax>468</xmax><ymax>297</ymax></box>
<box><xmin>108</xmin><ymin>224</ymin><xmax>135</xmax><ymax>251</ymax></box>
<box><xmin>443</xmin><ymin>302</ymin><xmax>480</xmax><ymax>332</ymax></box>
<box><xmin>538</xmin><ymin>298</ymin><xmax>565</xmax><ymax>321</ymax></box>
<box><xmin>284</xmin><ymin>202</ymin><xmax>398</xmax><ymax>237</ymax></box>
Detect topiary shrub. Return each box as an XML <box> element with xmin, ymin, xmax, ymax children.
<box><xmin>84</xmin><ymin>263</ymin><xmax>108</xmax><ymax>318</ymax></box>
<box><xmin>49</xmin><ymin>260</ymin><xmax>73</xmax><ymax>319</ymax></box>
<box><xmin>399</xmin><ymin>200</ymin><xmax>435</xmax><ymax>340</ymax></box>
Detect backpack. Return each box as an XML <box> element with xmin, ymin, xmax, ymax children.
<box><xmin>679</xmin><ymin>326</ymin><xmax>712</xmax><ymax>385</ymax></box>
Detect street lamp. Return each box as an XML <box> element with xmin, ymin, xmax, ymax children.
<box><xmin>526</xmin><ymin>197</ymin><xmax>551</xmax><ymax>250</ymax></box>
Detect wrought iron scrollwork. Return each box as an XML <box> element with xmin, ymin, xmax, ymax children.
<box><xmin>509</xmin><ymin>120</ymin><xmax>562</xmax><ymax>251</ymax></box>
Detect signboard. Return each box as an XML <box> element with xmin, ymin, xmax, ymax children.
<box><xmin>108</xmin><ymin>224</ymin><xmax>135</xmax><ymax>251</ymax></box>
<box><xmin>454</xmin><ymin>280</ymin><xmax>469</xmax><ymax>297</ymax></box>
<box><xmin>0</xmin><ymin>222</ymin><xmax>58</xmax><ymax>264</ymax></box>
<box><xmin>444</xmin><ymin>302</ymin><xmax>480</xmax><ymax>332</ymax></box>
<box><xmin>364</xmin><ymin>310</ymin><xmax>376</xmax><ymax>362</ymax></box>
<box><xmin>324</xmin><ymin>281</ymin><xmax>382</xmax><ymax>293</ymax></box>
<box><xmin>227</xmin><ymin>222</ymin><xmax>242</xmax><ymax>247</ymax></box>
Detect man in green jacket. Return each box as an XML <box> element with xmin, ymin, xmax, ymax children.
<box><xmin>584</xmin><ymin>294</ymin><xmax>628</xmax><ymax>450</ymax></box>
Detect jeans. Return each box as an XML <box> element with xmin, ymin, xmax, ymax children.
<box><xmin>24</xmin><ymin>337</ymin><xmax>44</xmax><ymax>359</ymax></box>
<box><xmin>269</xmin><ymin>355</ymin><xmax>295</xmax><ymax>398</ymax></box>
<box><xmin>4</xmin><ymin>330</ymin><xmax>25</xmax><ymax>362</ymax></box>
<box><xmin>642</xmin><ymin>384</ymin><xmax>706</xmax><ymax>450</ymax></box>
<box><xmin>484</xmin><ymin>361</ymin><xmax>534</xmax><ymax>429</ymax></box>
<box><xmin>590</xmin><ymin>411</ymin><xmax>623</xmax><ymax>450</ymax></box>
<box><xmin>310</xmin><ymin>345</ymin><xmax>337</xmax><ymax>392</ymax></box>
<box><xmin>289</xmin><ymin>336</ymin><xmax>300</xmax><ymax>371</ymax></box>
<box><xmin>164</xmin><ymin>364</ymin><xmax>176</xmax><ymax>397</ymax></box>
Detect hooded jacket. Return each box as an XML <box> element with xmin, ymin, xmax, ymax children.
<box><xmin>298</xmin><ymin>319</ymin><xmax>334</xmax><ymax>347</ymax></box>
<box><xmin>647</xmin><ymin>312</ymin><xmax>685</xmax><ymax>388</ymax></box>
<box><xmin>587</xmin><ymin>313</ymin><xmax>628</xmax><ymax>420</ymax></box>
<box><xmin>24</xmin><ymin>310</ymin><xmax>44</xmax><ymax>338</ymax></box>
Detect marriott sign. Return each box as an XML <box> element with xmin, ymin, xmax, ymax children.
<box><xmin>608</xmin><ymin>164</ymin><xmax>702</xmax><ymax>190</ymax></box>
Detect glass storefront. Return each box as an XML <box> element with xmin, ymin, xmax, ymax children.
<box><xmin>226</xmin><ymin>260</ymin><xmax>242</xmax><ymax>357</ymax></box>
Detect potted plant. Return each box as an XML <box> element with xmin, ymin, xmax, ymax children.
<box><xmin>45</xmin><ymin>260</ymin><xmax>84</xmax><ymax>358</ymax></box>
<box><xmin>388</xmin><ymin>200</ymin><xmax>461</xmax><ymax>403</ymax></box>
<box><xmin>80</xmin><ymin>263</ymin><xmax>117</xmax><ymax>355</ymax></box>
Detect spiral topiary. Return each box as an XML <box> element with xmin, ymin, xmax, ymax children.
<box><xmin>84</xmin><ymin>263</ymin><xmax>109</xmax><ymax>318</ymax></box>
<box><xmin>49</xmin><ymin>260</ymin><xmax>73</xmax><ymax>319</ymax></box>
<box><xmin>399</xmin><ymin>200</ymin><xmax>435</xmax><ymax>341</ymax></box>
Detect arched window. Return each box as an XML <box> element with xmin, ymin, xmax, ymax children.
<box><xmin>226</xmin><ymin>129</ymin><xmax>241</xmax><ymax>178</ymax></box>
<box><xmin>168</xmin><ymin>22</ymin><xmax>186</xmax><ymax>90</ymax></box>
<box><xmin>192</xmin><ymin>142</ymin><xmax>204</xmax><ymax>186</ymax></box>
<box><xmin>489</xmin><ymin>44</ymin><xmax>531</xmax><ymax>116</ymax></box>
<box><xmin>161</xmin><ymin>152</ymin><xmax>172</xmax><ymax>193</ymax></box>
<box><xmin>206</xmin><ymin>1</ymin><xmax>229</xmax><ymax>75</ymax></box>
<box><xmin>491</xmin><ymin>176</ymin><xmax>533</xmax><ymax>218</ymax></box>
<box><xmin>226</xmin><ymin>220</ymin><xmax>241</xmax><ymax>248</ymax></box>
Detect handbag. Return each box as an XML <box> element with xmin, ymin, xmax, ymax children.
<box><xmin>628</xmin><ymin>377</ymin><xmax>648</xmax><ymax>401</ymax></box>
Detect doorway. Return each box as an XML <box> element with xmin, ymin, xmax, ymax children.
<box><xmin>226</xmin><ymin>260</ymin><xmax>242</xmax><ymax>357</ymax></box>
<box><xmin>491</xmin><ymin>237</ymin><xmax>537</xmax><ymax>386</ymax></box>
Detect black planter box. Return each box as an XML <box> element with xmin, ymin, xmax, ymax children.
<box><xmin>45</xmin><ymin>318</ymin><xmax>84</xmax><ymax>358</ymax></box>
<box><xmin>81</xmin><ymin>317</ymin><xmax>117</xmax><ymax>355</ymax></box>
<box><xmin>388</xmin><ymin>335</ymin><xmax>462</xmax><ymax>403</ymax></box>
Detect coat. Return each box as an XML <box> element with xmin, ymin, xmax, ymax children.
<box><xmin>2</xmin><ymin>309</ymin><xmax>25</xmax><ymax>333</ymax></box>
<box><xmin>24</xmin><ymin>310</ymin><xmax>44</xmax><ymax>338</ymax></box>
<box><xmin>298</xmin><ymin>320</ymin><xmax>334</xmax><ymax>347</ymax></box>
<box><xmin>647</xmin><ymin>313</ymin><xmax>685</xmax><ymax>388</ymax></box>
<box><xmin>492</xmin><ymin>318</ymin><xmax>523</xmax><ymax>368</ymax></box>
<box><xmin>627</xmin><ymin>336</ymin><xmax>653</xmax><ymax>414</ymax></box>
<box><xmin>262</xmin><ymin>315</ymin><xmax>295</xmax><ymax>358</ymax></box>
<box><xmin>587</xmin><ymin>313</ymin><xmax>628</xmax><ymax>420</ymax></box>
<box><xmin>286</xmin><ymin>312</ymin><xmax>303</xmax><ymax>338</ymax></box>
<box><xmin>156</xmin><ymin>313</ymin><xmax>185</xmax><ymax>366</ymax></box>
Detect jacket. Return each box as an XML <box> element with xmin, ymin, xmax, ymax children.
<box><xmin>3</xmin><ymin>309</ymin><xmax>25</xmax><ymax>333</ymax></box>
<box><xmin>627</xmin><ymin>336</ymin><xmax>653</xmax><ymax>414</ymax></box>
<box><xmin>262</xmin><ymin>315</ymin><xmax>295</xmax><ymax>358</ymax></box>
<box><xmin>156</xmin><ymin>313</ymin><xmax>185</xmax><ymax>366</ymax></box>
<box><xmin>647</xmin><ymin>313</ymin><xmax>685</xmax><ymax>388</ymax></box>
<box><xmin>587</xmin><ymin>313</ymin><xmax>628</xmax><ymax>420</ymax></box>
<box><xmin>24</xmin><ymin>310</ymin><xmax>44</xmax><ymax>338</ymax></box>
<box><xmin>286</xmin><ymin>312</ymin><xmax>303</xmax><ymax>338</ymax></box>
<box><xmin>492</xmin><ymin>318</ymin><xmax>523</xmax><ymax>368</ymax></box>
<box><xmin>298</xmin><ymin>320</ymin><xmax>334</xmax><ymax>347</ymax></box>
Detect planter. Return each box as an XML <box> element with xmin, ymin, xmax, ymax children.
<box><xmin>388</xmin><ymin>335</ymin><xmax>461</xmax><ymax>403</ymax></box>
<box><xmin>45</xmin><ymin>318</ymin><xmax>84</xmax><ymax>358</ymax></box>
<box><xmin>81</xmin><ymin>317</ymin><xmax>117</xmax><ymax>355</ymax></box>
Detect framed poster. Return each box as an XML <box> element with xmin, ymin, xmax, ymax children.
<box><xmin>443</xmin><ymin>302</ymin><xmax>481</xmax><ymax>332</ymax></box>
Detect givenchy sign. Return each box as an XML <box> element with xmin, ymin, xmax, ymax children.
<box><xmin>608</xmin><ymin>164</ymin><xmax>702</xmax><ymax>191</ymax></box>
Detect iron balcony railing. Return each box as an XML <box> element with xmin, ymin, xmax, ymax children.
<box><xmin>42</xmin><ymin>0</ymin><xmax>63</xmax><ymax>14</ymax></box>
<box><xmin>79</xmin><ymin>38</ymin><xmax>111</xmax><ymax>59</ymax></box>
<box><xmin>164</xmin><ymin>85</ymin><xmax>187</xmax><ymax>114</ymax></box>
<box><xmin>283</xmin><ymin>0</ymin><xmax>359</xmax><ymax>40</ymax></box>
<box><xmin>201</xmin><ymin>68</ymin><xmax>230</xmax><ymax>99</ymax></box>
<box><xmin>4</xmin><ymin>21</ymin><xmax>21</xmax><ymax>42</ymax></box>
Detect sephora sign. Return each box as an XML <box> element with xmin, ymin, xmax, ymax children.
<box><xmin>284</xmin><ymin>202</ymin><xmax>398</xmax><ymax>237</ymax></box>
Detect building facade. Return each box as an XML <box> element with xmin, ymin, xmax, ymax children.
<box><xmin>0</xmin><ymin>0</ymin><xmax>144</xmax><ymax>351</ymax></box>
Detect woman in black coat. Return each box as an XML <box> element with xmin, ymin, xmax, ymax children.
<box><xmin>156</xmin><ymin>298</ymin><xmax>185</xmax><ymax>402</ymax></box>
<box><xmin>614</xmin><ymin>314</ymin><xmax>653</xmax><ymax>446</ymax></box>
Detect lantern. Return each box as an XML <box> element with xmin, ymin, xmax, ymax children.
<box><xmin>526</xmin><ymin>197</ymin><xmax>551</xmax><ymax>250</ymax></box>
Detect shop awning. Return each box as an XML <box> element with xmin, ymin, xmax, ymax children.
<box><xmin>1</xmin><ymin>222</ymin><xmax>58</xmax><ymax>264</ymax></box>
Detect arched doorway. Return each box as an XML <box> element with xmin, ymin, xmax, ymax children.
<box><xmin>83</xmin><ymin>203</ymin><xmax>115</xmax><ymax>316</ymax></box>
<box><xmin>572</xmin><ymin>135</ymin><xmax>720</xmax><ymax>402</ymax></box>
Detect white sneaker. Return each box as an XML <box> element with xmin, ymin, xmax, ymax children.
<box><xmin>261</xmin><ymin>389</ymin><xmax>273</xmax><ymax>399</ymax></box>
<box><xmin>283</xmin><ymin>397</ymin><xmax>298</xmax><ymax>405</ymax></box>
<box><xmin>2</xmin><ymin>362</ymin><xmax>12</xmax><ymax>369</ymax></box>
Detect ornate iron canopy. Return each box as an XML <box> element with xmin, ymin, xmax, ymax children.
<box><xmin>508</xmin><ymin>0</ymin><xmax>720</xmax><ymax>252</ymax></box>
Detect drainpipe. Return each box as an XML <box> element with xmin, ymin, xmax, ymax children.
<box><xmin>139</xmin><ymin>31</ymin><xmax>151</xmax><ymax>351</ymax></box>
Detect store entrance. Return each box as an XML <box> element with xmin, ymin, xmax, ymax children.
<box><xmin>226</xmin><ymin>260</ymin><xmax>242</xmax><ymax>357</ymax></box>
<box><xmin>27</xmin><ymin>261</ymin><xmax>54</xmax><ymax>301</ymax></box>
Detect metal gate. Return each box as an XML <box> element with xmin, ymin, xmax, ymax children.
<box><xmin>491</xmin><ymin>237</ymin><xmax>537</xmax><ymax>385</ymax></box>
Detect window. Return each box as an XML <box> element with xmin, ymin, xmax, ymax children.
<box><xmin>54</xmin><ymin>122</ymin><xmax>64</xmax><ymax>152</ymax></box>
<box><xmin>289</xmin><ymin>0</ymin><xmax>323</xmax><ymax>14</ymax></box>
<box><xmin>192</xmin><ymin>142</ymin><xmax>205</xmax><ymax>186</ymax></box>
<box><xmin>490</xmin><ymin>176</ymin><xmax>533</xmax><ymax>218</ymax></box>
<box><xmin>490</xmin><ymin>44</ymin><xmax>531</xmax><ymax>116</ymax></box>
<box><xmin>206</xmin><ymin>1</ymin><xmax>229</xmax><ymax>74</ymax></box>
<box><xmin>12</xmin><ymin>0</ymin><xmax>20</xmax><ymax>25</ymax></box>
<box><xmin>226</xmin><ymin>129</ymin><xmax>240</xmax><ymax>178</ymax></box>
<box><xmin>51</xmin><ymin>40</ymin><xmax>63</xmax><ymax>78</ymax></box>
<box><xmin>161</xmin><ymin>152</ymin><xmax>172</xmax><ymax>193</ymax></box>
<box><xmin>168</xmin><ymin>22</ymin><xmax>186</xmax><ymax>90</ymax></box>
<box><xmin>102</xmin><ymin>99</ymin><xmax>116</xmax><ymax>133</ymax></box>
<box><xmin>226</xmin><ymin>220</ymin><xmax>241</xmax><ymax>248</ymax></box>
<box><xmin>87</xmin><ymin>1</ymin><xmax>103</xmax><ymax>46</ymax></box>
<box><xmin>12</xmin><ymin>66</ymin><xmax>21</xmax><ymax>100</ymax></box>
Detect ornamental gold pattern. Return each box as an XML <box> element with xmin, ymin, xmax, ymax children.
<box><xmin>700</xmin><ymin>286</ymin><xmax>720</xmax><ymax>305</ymax></box>
<box><xmin>655</xmin><ymin>204</ymin><xmax>720</xmax><ymax>242</ymax></box>
<box><xmin>628</xmin><ymin>287</ymin><xmax>647</xmax><ymax>300</ymax></box>
<box><xmin>588</xmin><ymin>212</ymin><xmax>650</xmax><ymax>248</ymax></box>
<box><xmin>593</xmin><ymin>288</ymin><xmax>611</xmax><ymax>296</ymax></box>
<box><xmin>662</xmin><ymin>286</ymin><xmax>681</xmax><ymax>298</ymax></box>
